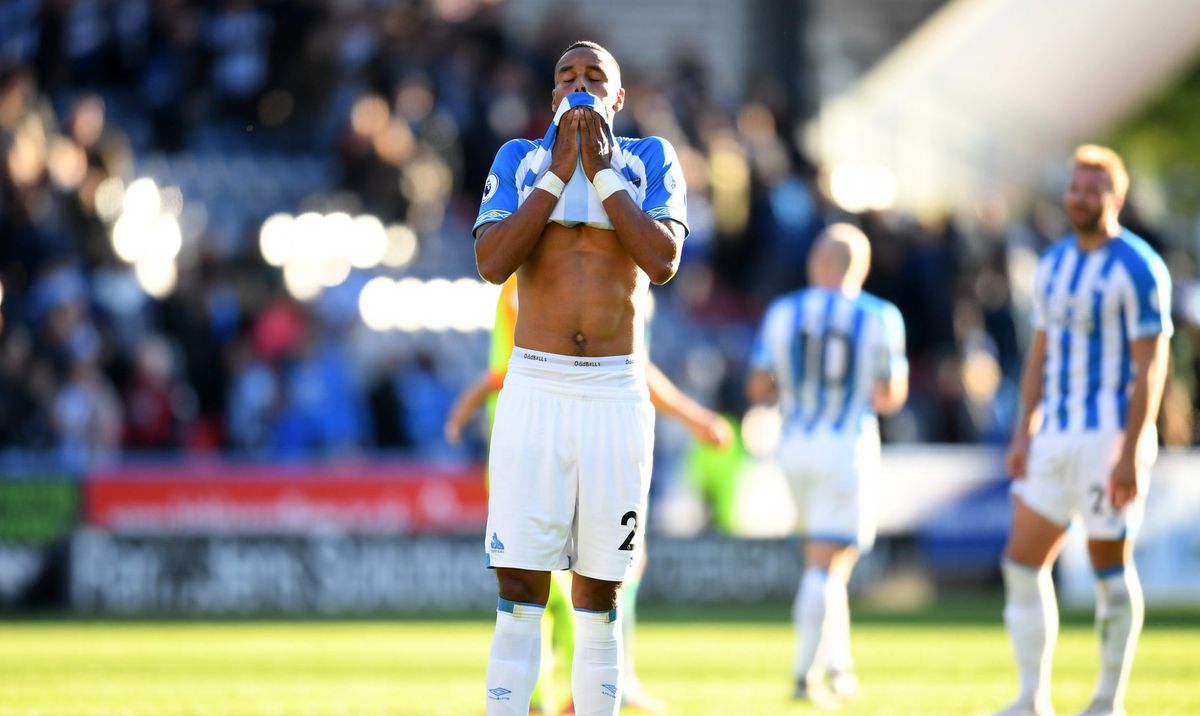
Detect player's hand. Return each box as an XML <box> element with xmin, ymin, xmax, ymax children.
<box><xmin>1005</xmin><ymin>434</ymin><xmax>1030</xmax><ymax>479</ymax></box>
<box><xmin>548</xmin><ymin>108</ymin><xmax>581</xmax><ymax>182</ymax></box>
<box><xmin>1109</xmin><ymin>454</ymin><xmax>1139</xmax><ymax>510</ymax></box>
<box><xmin>694</xmin><ymin>413</ymin><xmax>734</xmax><ymax>450</ymax></box>
<box><xmin>578</xmin><ymin>108</ymin><xmax>613</xmax><ymax>180</ymax></box>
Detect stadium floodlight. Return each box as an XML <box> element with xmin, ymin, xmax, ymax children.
<box><xmin>359</xmin><ymin>277</ymin><xmax>398</xmax><ymax>332</ymax></box>
<box><xmin>422</xmin><ymin>278</ymin><xmax>453</xmax><ymax>331</ymax></box>
<box><xmin>348</xmin><ymin>215</ymin><xmax>388</xmax><ymax>269</ymax></box>
<box><xmin>393</xmin><ymin>278</ymin><xmax>423</xmax><ymax>332</ymax></box>
<box><xmin>283</xmin><ymin>261</ymin><xmax>322</xmax><ymax>302</ymax></box>
<box><xmin>112</xmin><ymin>213</ymin><xmax>151</xmax><ymax>263</ymax></box>
<box><xmin>134</xmin><ymin>254</ymin><xmax>177</xmax><ymax>299</ymax></box>
<box><xmin>122</xmin><ymin>177</ymin><xmax>161</xmax><ymax>220</ymax></box>
<box><xmin>259</xmin><ymin>213</ymin><xmax>294</xmax><ymax>267</ymax></box>
<box><xmin>383</xmin><ymin>224</ymin><xmax>418</xmax><ymax>268</ymax></box>
<box><xmin>145</xmin><ymin>215</ymin><xmax>182</xmax><ymax>262</ymax></box>
<box><xmin>316</xmin><ymin>213</ymin><xmax>354</xmax><ymax>287</ymax></box>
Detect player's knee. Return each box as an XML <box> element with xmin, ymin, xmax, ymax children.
<box><xmin>572</xmin><ymin>575</ymin><xmax>621</xmax><ymax>611</ymax></box>
<box><xmin>495</xmin><ymin>569</ymin><xmax>550</xmax><ymax>605</ymax></box>
<box><xmin>1086</xmin><ymin>538</ymin><xmax>1131</xmax><ymax>570</ymax></box>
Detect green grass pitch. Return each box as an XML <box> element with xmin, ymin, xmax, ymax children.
<box><xmin>0</xmin><ymin>604</ymin><xmax>1196</xmax><ymax>715</ymax></box>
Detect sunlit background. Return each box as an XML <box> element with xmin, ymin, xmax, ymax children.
<box><xmin>1</xmin><ymin>0</ymin><xmax>1199</xmax><ymax>647</ymax></box>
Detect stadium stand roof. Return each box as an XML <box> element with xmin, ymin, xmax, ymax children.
<box><xmin>808</xmin><ymin>0</ymin><xmax>1200</xmax><ymax>213</ymax></box>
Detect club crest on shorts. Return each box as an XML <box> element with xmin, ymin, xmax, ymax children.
<box><xmin>482</xmin><ymin>173</ymin><xmax>499</xmax><ymax>203</ymax></box>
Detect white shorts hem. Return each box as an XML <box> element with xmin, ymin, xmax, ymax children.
<box><xmin>570</xmin><ymin>565</ymin><xmax>632</xmax><ymax>583</ymax></box>
<box><xmin>1010</xmin><ymin>482</ymin><xmax>1071</xmax><ymax>529</ymax></box>
<box><xmin>485</xmin><ymin>556</ymin><xmax>570</xmax><ymax>573</ymax></box>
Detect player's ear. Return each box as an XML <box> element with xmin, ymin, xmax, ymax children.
<box><xmin>1112</xmin><ymin>190</ymin><xmax>1127</xmax><ymax>213</ymax></box>
<box><xmin>611</xmin><ymin>87</ymin><xmax>625</xmax><ymax>114</ymax></box>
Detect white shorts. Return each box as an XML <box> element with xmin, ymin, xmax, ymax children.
<box><xmin>776</xmin><ymin>427</ymin><xmax>881</xmax><ymax>551</ymax></box>
<box><xmin>1013</xmin><ymin>429</ymin><xmax>1156</xmax><ymax>540</ymax></box>
<box><xmin>484</xmin><ymin>349</ymin><xmax>655</xmax><ymax>582</ymax></box>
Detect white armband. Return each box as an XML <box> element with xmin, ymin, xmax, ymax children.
<box><xmin>534</xmin><ymin>172</ymin><xmax>565</xmax><ymax>199</ymax></box>
<box><xmin>591</xmin><ymin>168</ymin><xmax>627</xmax><ymax>202</ymax></box>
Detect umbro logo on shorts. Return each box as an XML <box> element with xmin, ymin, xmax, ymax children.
<box><xmin>602</xmin><ymin>683</ymin><xmax>618</xmax><ymax>698</ymax></box>
<box><xmin>490</xmin><ymin>533</ymin><xmax>505</xmax><ymax>552</ymax></box>
<box><xmin>488</xmin><ymin>687</ymin><xmax>512</xmax><ymax>700</ymax></box>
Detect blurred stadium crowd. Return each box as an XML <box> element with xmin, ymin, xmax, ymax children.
<box><xmin>1</xmin><ymin>0</ymin><xmax>1198</xmax><ymax>472</ymax></box>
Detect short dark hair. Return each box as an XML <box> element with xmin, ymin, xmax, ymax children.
<box><xmin>560</xmin><ymin>40</ymin><xmax>621</xmax><ymax>80</ymax></box>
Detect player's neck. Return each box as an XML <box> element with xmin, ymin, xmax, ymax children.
<box><xmin>1076</xmin><ymin>217</ymin><xmax>1122</xmax><ymax>251</ymax></box>
<box><xmin>813</xmin><ymin>279</ymin><xmax>860</xmax><ymax>297</ymax></box>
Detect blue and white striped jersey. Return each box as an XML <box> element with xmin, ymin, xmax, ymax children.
<box><xmin>751</xmin><ymin>288</ymin><xmax>908</xmax><ymax>436</ymax></box>
<box><xmin>1033</xmin><ymin>229</ymin><xmax>1173</xmax><ymax>434</ymax></box>
<box><xmin>472</xmin><ymin>131</ymin><xmax>688</xmax><ymax>237</ymax></box>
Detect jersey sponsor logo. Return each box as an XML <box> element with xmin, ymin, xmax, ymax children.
<box><xmin>481</xmin><ymin>173</ymin><xmax>499</xmax><ymax>204</ymax></box>
<box><xmin>1047</xmin><ymin>295</ymin><xmax>1094</xmax><ymax>331</ymax></box>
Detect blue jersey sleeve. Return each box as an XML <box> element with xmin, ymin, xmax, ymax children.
<box><xmin>1121</xmin><ymin>250</ymin><xmax>1174</xmax><ymax>340</ymax></box>
<box><xmin>638</xmin><ymin>137</ymin><xmax>689</xmax><ymax>236</ymax></box>
<box><xmin>473</xmin><ymin>139</ymin><xmax>532</xmax><ymax>238</ymax></box>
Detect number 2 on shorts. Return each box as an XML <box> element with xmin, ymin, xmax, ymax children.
<box><xmin>1089</xmin><ymin>485</ymin><xmax>1106</xmax><ymax>514</ymax></box>
<box><xmin>618</xmin><ymin>510</ymin><xmax>638</xmax><ymax>551</ymax></box>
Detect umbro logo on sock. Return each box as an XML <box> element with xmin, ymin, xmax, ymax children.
<box><xmin>490</xmin><ymin>533</ymin><xmax>505</xmax><ymax>552</ymax></box>
<box><xmin>488</xmin><ymin>687</ymin><xmax>512</xmax><ymax>700</ymax></box>
<box><xmin>601</xmin><ymin>683</ymin><xmax>618</xmax><ymax>698</ymax></box>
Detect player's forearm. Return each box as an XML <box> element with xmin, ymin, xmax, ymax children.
<box><xmin>1013</xmin><ymin>333</ymin><xmax>1046</xmax><ymax>437</ymax></box>
<box><xmin>1121</xmin><ymin>339</ymin><xmax>1168</xmax><ymax>458</ymax></box>
<box><xmin>649</xmin><ymin>379</ymin><xmax>703</xmax><ymax>425</ymax></box>
<box><xmin>452</xmin><ymin>379</ymin><xmax>495</xmax><ymax>424</ymax></box>
<box><xmin>648</xmin><ymin>363</ymin><xmax>692</xmax><ymax>419</ymax></box>
<box><xmin>1014</xmin><ymin>367</ymin><xmax>1043</xmax><ymax>437</ymax></box>
<box><xmin>602</xmin><ymin>195</ymin><xmax>681</xmax><ymax>284</ymax></box>
<box><xmin>474</xmin><ymin>191</ymin><xmax>560</xmax><ymax>284</ymax></box>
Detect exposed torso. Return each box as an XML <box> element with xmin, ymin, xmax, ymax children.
<box><xmin>514</xmin><ymin>222</ymin><xmax>647</xmax><ymax>357</ymax></box>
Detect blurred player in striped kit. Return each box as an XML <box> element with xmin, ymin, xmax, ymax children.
<box><xmin>996</xmin><ymin>146</ymin><xmax>1172</xmax><ymax>716</ymax></box>
<box><xmin>746</xmin><ymin>223</ymin><xmax>909</xmax><ymax>706</ymax></box>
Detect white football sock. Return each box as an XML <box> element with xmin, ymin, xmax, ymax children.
<box><xmin>794</xmin><ymin>568</ymin><xmax>829</xmax><ymax>681</ymax></box>
<box><xmin>486</xmin><ymin>598</ymin><xmax>545</xmax><ymax>715</ymax></box>
<box><xmin>1002</xmin><ymin>559</ymin><xmax>1057</xmax><ymax>710</ymax></box>
<box><xmin>825</xmin><ymin>574</ymin><xmax>854</xmax><ymax>675</ymax></box>
<box><xmin>1092</xmin><ymin>565</ymin><xmax>1143</xmax><ymax>709</ymax></box>
<box><xmin>572</xmin><ymin>607</ymin><xmax>622</xmax><ymax>715</ymax></box>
